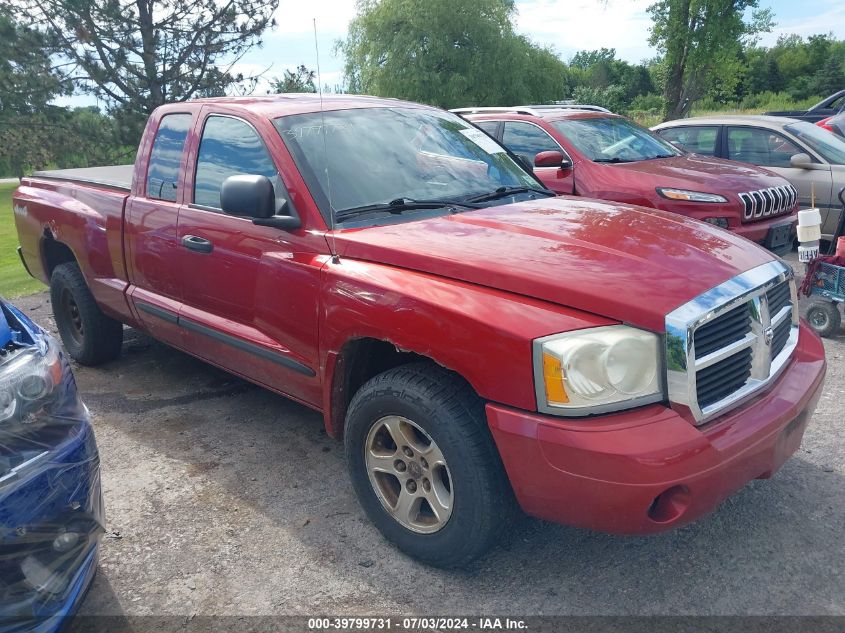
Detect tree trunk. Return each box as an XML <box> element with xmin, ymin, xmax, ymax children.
<box><xmin>661</xmin><ymin>0</ymin><xmax>692</xmax><ymax>121</ymax></box>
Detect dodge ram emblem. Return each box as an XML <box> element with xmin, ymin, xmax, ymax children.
<box><xmin>764</xmin><ymin>327</ymin><xmax>774</xmax><ymax>346</ymax></box>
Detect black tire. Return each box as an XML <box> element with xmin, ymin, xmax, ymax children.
<box><xmin>806</xmin><ymin>301</ymin><xmax>841</xmax><ymax>338</ymax></box>
<box><xmin>50</xmin><ymin>262</ymin><xmax>123</xmax><ymax>365</ymax></box>
<box><xmin>344</xmin><ymin>362</ymin><xmax>517</xmax><ymax>568</ymax></box>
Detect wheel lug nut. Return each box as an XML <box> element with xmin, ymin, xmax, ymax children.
<box><xmin>422</xmin><ymin>478</ymin><xmax>431</xmax><ymax>492</ymax></box>
<box><xmin>394</xmin><ymin>460</ymin><xmax>406</xmax><ymax>472</ymax></box>
<box><xmin>403</xmin><ymin>447</ymin><xmax>414</xmax><ymax>458</ymax></box>
<box><xmin>407</xmin><ymin>480</ymin><xmax>417</xmax><ymax>493</ymax></box>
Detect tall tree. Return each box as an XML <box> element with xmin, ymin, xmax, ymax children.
<box><xmin>338</xmin><ymin>0</ymin><xmax>568</xmax><ymax>108</ymax></box>
<box><xmin>270</xmin><ymin>65</ymin><xmax>317</xmax><ymax>93</ymax></box>
<box><xmin>0</xmin><ymin>7</ymin><xmax>68</xmax><ymax>176</ymax></box>
<box><xmin>648</xmin><ymin>0</ymin><xmax>772</xmax><ymax>120</ymax></box>
<box><xmin>26</xmin><ymin>0</ymin><xmax>279</xmax><ymax>119</ymax></box>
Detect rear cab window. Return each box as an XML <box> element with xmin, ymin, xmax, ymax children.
<box><xmin>146</xmin><ymin>114</ymin><xmax>192</xmax><ymax>201</ymax></box>
<box><xmin>193</xmin><ymin>116</ymin><xmax>279</xmax><ymax>210</ymax></box>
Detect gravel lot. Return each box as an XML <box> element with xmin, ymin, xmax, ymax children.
<box><xmin>11</xmin><ymin>251</ymin><xmax>845</xmax><ymax>623</ymax></box>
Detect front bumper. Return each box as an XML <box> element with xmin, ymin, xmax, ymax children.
<box><xmin>488</xmin><ymin>322</ymin><xmax>826</xmax><ymax>533</ymax></box>
<box><xmin>0</xmin><ymin>358</ymin><xmax>104</xmax><ymax>632</ymax></box>
<box><xmin>733</xmin><ymin>214</ymin><xmax>797</xmax><ymax>254</ymax></box>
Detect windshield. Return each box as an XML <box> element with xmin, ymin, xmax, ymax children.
<box><xmin>551</xmin><ymin>116</ymin><xmax>681</xmax><ymax>162</ymax></box>
<box><xmin>784</xmin><ymin>121</ymin><xmax>845</xmax><ymax>164</ymax></box>
<box><xmin>274</xmin><ymin>107</ymin><xmax>541</xmax><ymax>224</ymax></box>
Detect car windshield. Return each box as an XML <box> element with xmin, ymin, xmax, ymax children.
<box><xmin>274</xmin><ymin>107</ymin><xmax>541</xmax><ymax>224</ymax></box>
<box><xmin>784</xmin><ymin>121</ymin><xmax>845</xmax><ymax>164</ymax></box>
<box><xmin>551</xmin><ymin>116</ymin><xmax>681</xmax><ymax>162</ymax></box>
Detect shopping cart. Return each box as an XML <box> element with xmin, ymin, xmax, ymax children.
<box><xmin>805</xmin><ymin>187</ymin><xmax>845</xmax><ymax>337</ymax></box>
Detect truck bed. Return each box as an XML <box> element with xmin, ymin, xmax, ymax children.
<box><xmin>31</xmin><ymin>165</ymin><xmax>134</xmax><ymax>191</ymax></box>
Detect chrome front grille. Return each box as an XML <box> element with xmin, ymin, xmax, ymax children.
<box><xmin>739</xmin><ymin>185</ymin><xmax>797</xmax><ymax>221</ymax></box>
<box><xmin>665</xmin><ymin>261</ymin><xmax>799</xmax><ymax>425</ymax></box>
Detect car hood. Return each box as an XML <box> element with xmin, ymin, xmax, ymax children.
<box><xmin>334</xmin><ymin>197</ymin><xmax>776</xmax><ymax>332</ymax></box>
<box><xmin>607</xmin><ymin>155</ymin><xmax>787</xmax><ymax>192</ymax></box>
<box><xmin>0</xmin><ymin>300</ymin><xmax>38</xmax><ymax>350</ymax></box>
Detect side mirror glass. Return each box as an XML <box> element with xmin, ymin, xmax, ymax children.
<box><xmin>534</xmin><ymin>150</ymin><xmax>571</xmax><ymax>169</ymax></box>
<box><xmin>790</xmin><ymin>152</ymin><xmax>813</xmax><ymax>169</ymax></box>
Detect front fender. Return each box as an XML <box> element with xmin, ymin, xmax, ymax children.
<box><xmin>318</xmin><ymin>257</ymin><xmax>614</xmax><ymax>424</ymax></box>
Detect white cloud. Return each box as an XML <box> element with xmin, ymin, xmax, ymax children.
<box><xmin>762</xmin><ymin>4</ymin><xmax>845</xmax><ymax>45</ymax></box>
<box><xmin>270</xmin><ymin>0</ymin><xmax>357</xmax><ymax>36</ymax></box>
<box><xmin>515</xmin><ymin>0</ymin><xmax>656</xmax><ymax>62</ymax></box>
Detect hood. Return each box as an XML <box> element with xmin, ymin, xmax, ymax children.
<box><xmin>607</xmin><ymin>155</ymin><xmax>787</xmax><ymax>192</ymax></box>
<box><xmin>334</xmin><ymin>197</ymin><xmax>776</xmax><ymax>332</ymax></box>
<box><xmin>0</xmin><ymin>300</ymin><xmax>39</xmax><ymax>350</ymax></box>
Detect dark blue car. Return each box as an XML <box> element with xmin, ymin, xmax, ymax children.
<box><xmin>0</xmin><ymin>299</ymin><xmax>103</xmax><ymax>632</ymax></box>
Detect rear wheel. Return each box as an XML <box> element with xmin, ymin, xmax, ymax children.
<box><xmin>806</xmin><ymin>301</ymin><xmax>841</xmax><ymax>338</ymax></box>
<box><xmin>344</xmin><ymin>363</ymin><xmax>516</xmax><ymax>568</ymax></box>
<box><xmin>51</xmin><ymin>262</ymin><xmax>123</xmax><ymax>365</ymax></box>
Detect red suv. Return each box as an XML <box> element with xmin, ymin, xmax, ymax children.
<box><xmin>456</xmin><ymin>106</ymin><xmax>798</xmax><ymax>254</ymax></box>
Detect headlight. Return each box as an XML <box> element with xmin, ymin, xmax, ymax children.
<box><xmin>534</xmin><ymin>325</ymin><xmax>664</xmax><ymax>416</ymax></box>
<box><xmin>0</xmin><ymin>338</ymin><xmax>62</xmax><ymax>424</ymax></box>
<box><xmin>656</xmin><ymin>188</ymin><xmax>727</xmax><ymax>203</ymax></box>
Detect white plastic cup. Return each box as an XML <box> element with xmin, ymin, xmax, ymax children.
<box><xmin>797</xmin><ymin>208</ymin><xmax>822</xmax><ymax>227</ymax></box>
<box><xmin>797</xmin><ymin>224</ymin><xmax>822</xmax><ymax>243</ymax></box>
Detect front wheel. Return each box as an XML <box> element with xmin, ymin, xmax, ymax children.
<box><xmin>806</xmin><ymin>301</ymin><xmax>841</xmax><ymax>338</ymax></box>
<box><xmin>344</xmin><ymin>363</ymin><xmax>516</xmax><ymax>568</ymax></box>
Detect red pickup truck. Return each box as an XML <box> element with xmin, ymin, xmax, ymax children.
<box><xmin>456</xmin><ymin>107</ymin><xmax>800</xmax><ymax>254</ymax></box>
<box><xmin>13</xmin><ymin>95</ymin><xmax>826</xmax><ymax>567</ymax></box>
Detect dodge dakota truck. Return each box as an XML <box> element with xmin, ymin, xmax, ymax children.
<box><xmin>12</xmin><ymin>95</ymin><xmax>826</xmax><ymax>568</ymax></box>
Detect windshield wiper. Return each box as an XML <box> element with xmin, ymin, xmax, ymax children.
<box><xmin>643</xmin><ymin>153</ymin><xmax>676</xmax><ymax>160</ymax></box>
<box><xmin>465</xmin><ymin>186</ymin><xmax>554</xmax><ymax>204</ymax></box>
<box><xmin>334</xmin><ymin>197</ymin><xmax>481</xmax><ymax>222</ymax></box>
<box><xmin>593</xmin><ymin>157</ymin><xmax>634</xmax><ymax>163</ymax></box>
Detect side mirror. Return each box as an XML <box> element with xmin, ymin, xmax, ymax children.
<box><xmin>790</xmin><ymin>153</ymin><xmax>813</xmax><ymax>169</ymax></box>
<box><xmin>220</xmin><ymin>174</ymin><xmax>300</xmax><ymax>230</ymax></box>
<box><xmin>534</xmin><ymin>151</ymin><xmax>572</xmax><ymax>169</ymax></box>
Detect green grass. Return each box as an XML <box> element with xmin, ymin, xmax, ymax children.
<box><xmin>0</xmin><ymin>182</ymin><xmax>46</xmax><ymax>297</ymax></box>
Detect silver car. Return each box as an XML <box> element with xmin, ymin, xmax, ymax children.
<box><xmin>653</xmin><ymin>115</ymin><xmax>845</xmax><ymax>242</ymax></box>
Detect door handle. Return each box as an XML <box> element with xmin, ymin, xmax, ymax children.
<box><xmin>181</xmin><ymin>235</ymin><xmax>213</xmax><ymax>253</ymax></box>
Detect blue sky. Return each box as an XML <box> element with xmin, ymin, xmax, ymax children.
<box><xmin>57</xmin><ymin>0</ymin><xmax>845</xmax><ymax>107</ymax></box>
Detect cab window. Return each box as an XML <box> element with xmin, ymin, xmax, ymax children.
<box><xmin>146</xmin><ymin>113</ymin><xmax>191</xmax><ymax>201</ymax></box>
<box><xmin>194</xmin><ymin>116</ymin><xmax>278</xmax><ymax>209</ymax></box>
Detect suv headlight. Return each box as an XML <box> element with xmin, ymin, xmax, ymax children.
<box><xmin>656</xmin><ymin>188</ymin><xmax>727</xmax><ymax>203</ymax></box>
<box><xmin>534</xmin><ymin>325</ymin><xmax>664</xmax><ymax>416</ymax></box>
<box><xmin>0</xmin><ymin>337</ymin><xmax>63</xmax><ymax>424</ymax></box>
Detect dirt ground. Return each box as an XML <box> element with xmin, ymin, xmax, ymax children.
<box><xmin>11</xmin><ymin>251</ymin><xmax>845</xmax><ymax>623</ymax></box>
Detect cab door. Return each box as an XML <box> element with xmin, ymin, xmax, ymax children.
<box><xmin>175</xmin><ymin>110</ymin><xmax>326</xmax><ymax>407</ymax></box>
<box><xmin>501</xmin><ymin>121</ymin><xmax>575</xmax><ymax>194</ymax></box>
<box><xmin>125</xmin><ymin>111</ymin><xmax>193</xmax><ymax>347</ymax></box>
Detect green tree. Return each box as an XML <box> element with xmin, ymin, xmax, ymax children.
<box><xmin>338</xmin><ymin>0</ymin><xmax>568</xmax><ymax>108</ymax></box>
<box><xmin>26</xmin><ymin>0</ymin><xmax>279</xmax><ymax>122</ymax></box>
<box><xmin>270</xmin><ymin>66</ymin><xmax>317</xmax><ymax>93</ymax></box>
<box><xmin>648</xmin><ymin>0</ymin><xmax>773</xmax><ymax>120</ymax></box>
<box><xmin>0</xmin><ymin>7</ymin><xmax>69</xmax><ymax>177</ymax></box>
<box><xmin>810</xmin><ymin>52</ymin><xmax>845</xmax><ymax>97</ymax></box>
